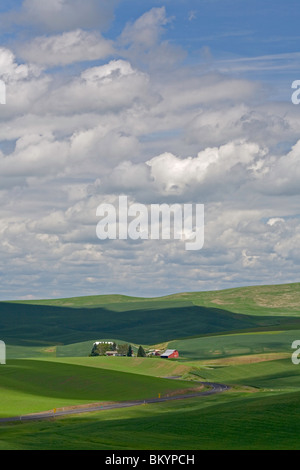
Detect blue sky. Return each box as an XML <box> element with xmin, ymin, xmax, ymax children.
<box><xmin>0</xmin><ymin>1</ymin><xmax>299</xmax><ymax>300</ymax></box>
<box><xmin>2</xmin><ymin>1</ymin><xmax>300</xmax><ymax>62</ymax></box>
<box><xmin>1</xmin><ymin>1</ymin><xmax>299</xmax><ymax>97</ymax></box>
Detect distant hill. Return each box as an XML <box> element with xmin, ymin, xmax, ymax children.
<box><xmin>1</xmin><ymin>282</ymin><xmax>300</xmax><ymax>347</ymax></box>
<box><xmin>9</xmin><ymin>282</ymin><xmax>300</xmax><ymax>315</ymax></box>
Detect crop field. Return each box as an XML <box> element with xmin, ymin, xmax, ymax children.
<box><xmin>0</xmin><ymin>358</ymin><xmax>197</xmax><ymax>418</ymax></box>
<box><xmin>169</xmin><ymin>329</ymin><xmax>299</xmax><ymax>360</ymax></box>
<box><xmin>1</xmin><ymin>283</ymin><xmax>300</xmax><ymax>450</ymax></box>
<box><xmin>1</xmin><ymin>384</ymin><xmax>300</xmax><ymax>450</ymax></box>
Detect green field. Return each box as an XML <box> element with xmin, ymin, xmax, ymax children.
<box><xmin>1</xmin><ymin>386</ymin><xmax>300</xmax><ymax>450</ymax></box>
<box><xmin>0</xmin><ymin>358</ymin><xmax>198</xmax><ymax>418</ymax></box>
<box><xmin>169</xmin><ymin>329</ymin><xmax>299</xmax><ymax>360</ymax></box>
<box><xmin>10</xmin><ymin>281</ymin><xmax>300</xmax><ymax>315</ymax></box>
<box><xmin>1</xmin><ymin>282</ymin><xmax>300</xmax><ymax>449</ymax></box>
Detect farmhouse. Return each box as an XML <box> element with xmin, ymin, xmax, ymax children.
<box><xmin>147</xmin><ymin>349</ymin><xmax>162</xmax><ymax>356</ymax></box>
<box><xmin>0</xmin><ymin>340</ymin><xmax>6</xmax><ymax>365</ymax></box>
<box><xmin>105</xmin><ymin>351</ymin><xmax>119</xmax><ymax>357</ymax></box>
<box><xmin>160</xmin><ymin>349</ymin><xmax>179</xmax><ymax>359</ymax></box>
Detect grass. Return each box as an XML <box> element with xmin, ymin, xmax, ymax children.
<box><xmin>169</xmin><ymin>329</ymin><xmax>299</xmax><ymax>360</ymax></box>
<box><xmin>2</xmin><ymin>300</ymin><xmax>300</xmax><ymax>348</ymax></box>
<box><xmin>189</xmin><ymin>357</ymin><xmax>300</xmax><ymax>390</ymax></box>
<box><xmin>44</xmin><ymin>356</ymin><xmax>193</xmax><ymax>377</ymax></box>
<box><xmin>1</xmin><ymin>282</ymin><xmax>300</xmax><ymax>449</ymax></box>
<box><xmin>1</xmin><ymin>282</ymin><xmax>300</xmax><ymax>349</ymax></box>
<box><xmin>9</xmin><ymin>282</ymin><xmax>300</xmax><ymax>315</ymax></box>
<box><xmin>0</xmin><ymin>359</ymin><xmax>197</xmax><ymax>418</ymax></box>
<box><xmin>163</xmin><ymin>282</ymin><xmax>300</xmax><ymax>316</ymax></box>
<box><xmin>1</xmin><ymin>390</ymin><xmax>300</xmax><ymax>449</ymax></box>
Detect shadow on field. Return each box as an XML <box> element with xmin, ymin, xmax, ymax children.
<box><xmin>1</xmin><ymin>300</ymin><xmax>296</xmax><ymax>347</ymax></box>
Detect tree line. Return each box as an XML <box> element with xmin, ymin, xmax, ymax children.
<box><xmin>90</xmin><ymin>342</ymin><xmax>146</xmax><ymax>357</ymax></box>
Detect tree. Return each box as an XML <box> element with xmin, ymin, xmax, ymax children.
<box><xmin>117</xmin><ymin>343</ymin><xmax>129</xmax><ymax>356</ymax></box>
<box><xmin>90</xmin><ymin>343</ymin><xmax>99</xmax><ymax>356</ymax></box>
<box><xmin>137</xmin><ymin>345</ymin><xmax>146</xmax><ymax>357</ymax></box>
<box><xmin>127</xmin><ymin>344</ymin><xmax>133</xmax><ymax>357</ymax></box>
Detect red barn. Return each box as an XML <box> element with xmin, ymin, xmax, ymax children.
<box><xmin>160</xmin><ymin>349</ymin><xmax>179</xmax><ymax>359</ymax></box>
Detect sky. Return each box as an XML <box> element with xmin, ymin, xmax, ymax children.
<box><xmin>0</xmin><ymin>0</ymin><xmax>300</xmax><ymax>300</ymax></box>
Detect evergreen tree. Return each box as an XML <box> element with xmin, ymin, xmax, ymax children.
<box><xmin>127</xmin><ymin>344</ymin><xmax>133</xmax><ymax>357</ymax></box>
<box><xmin>137</xmin><ymin>345</ymin><xmax>146</xmax><ymax>357</ymax></box>
<box><xmin>90</xmin><ymin>343</ymin><xmax>99</xmax><ymax>356</ymax></box>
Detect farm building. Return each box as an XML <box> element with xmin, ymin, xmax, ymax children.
<box><xmin>147</xmin><ymin>349</ymin><xmax>162</xmax><ymax>356</ymax></box>
<box><xmin>105</xmin><ymin>351</ymin><xmax>119</xmax><ymax>357</ymax></box>
<box><xmin>0</xmin><ymin>340</ymin><xmax>6</xmax><ymax>365</ymax></box>
<box><xmin>160</xmin><ymin>349</ymin><xmax>179</xmax><ymax>359</ymax></box>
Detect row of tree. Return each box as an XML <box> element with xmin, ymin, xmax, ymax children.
<box><xmin>90</xmin><ymin>342</ymin><xmax>146</xmax><ymax>357</ymax></box>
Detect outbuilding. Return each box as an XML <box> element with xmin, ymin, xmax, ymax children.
<box><xmin>160</xmin><ymin>349</ymin><xmax>179</xmax><ymax>359</ymax></box>
<box><xmin>105</xmin><ymin>350</ymin><xmax>119</xmax><ymax>356</ymax></box>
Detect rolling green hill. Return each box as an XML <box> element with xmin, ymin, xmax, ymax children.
<box><xmin>9</xmin><ymin>282</ymin><xmax>300</xmax><ymax>315</ymax></box>
<box><xmin>1</xmin><ymin>282</ymin><xmax>300</xmax><ymax>347</ymax></box>
<box><xmin>0</xmin><ymin>359</ymin><xmax>196</xmax><ymax>418</ymax></box>
<box><xmin>169</xmin><ymin>329</ymin><xmax>299</xmax><ymax>360</ymax></box>
<box><xmin>1</xmin><ymin>282</ymin><xmax>300</xmax><ymax>450</ymax></box>
<box><xmin>2</xmin><ymin>301</ymin><xmax>300</xmax><ymax>348</ymax></box>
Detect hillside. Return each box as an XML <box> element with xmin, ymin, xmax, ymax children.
<box><xmin>1</xmin><ymin>282</ymin><xmax>299</xmax><ymax>347</ymax></box>
<box><xmin>9</xmin><ymin>282</ymin><xmax>300</xmax><ymax>315</ymax></box>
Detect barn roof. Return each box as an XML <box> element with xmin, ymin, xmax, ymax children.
<box><xmin>161</xmin><ymin>349</ymin><xmax>177</xmax><ymax>356</ymax></box>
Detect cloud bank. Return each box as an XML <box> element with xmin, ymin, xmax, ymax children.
<box><xmin>0</xmin><ymin>2</ymin><xmax>299</xmax><ymax>300</ymax></box>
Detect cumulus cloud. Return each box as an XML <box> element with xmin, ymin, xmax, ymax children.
<box><xmin>145</xmin><ymin>141</ymin><xmax>267</xmax><ymax>196</ymax></box>
<box><xmin>184</xmin><ymin>103</ymin><xmax>297</xmax><ymax>148</ymax></box>
<box><xmin>41</xmin><ymin>59</ymin><xmax>156</xmax><ymax>115</ymax></box>
<box><xmin>17</xmin><ymin>29</ymin><xmax>114</xmax><ymax>67</ymax></box>
<box><xmin>0</xmin><ymin>47</ymin><xmax>50</xmax><ymax>119</ymax></box>
<box><xmin>258</xmin><ymin>140</ymin><xmax>300</xmax><ymax>195</ymax></box>
<box><xmin>0</xmin><ymin>47</ymin><xmax>41</xmax><ymax>81</ymax></box>
<box><xmin>120</xmin><ymin>7</ymin><xmax>170</xmax><ymax>49</ymax></box>
<box><xmin>2</xmin><ymin>0</ymin><xmax>119</xmax><ymax>33</ymax></box>
<box><xmin>0</xmin><ymin>6</ymin><xmax>299</xmax><ymax>299</ymax></box>
<box><xmin>119</xmin><ymin>7</ymin><xmax>184</xmax><ymax>69</ymax></box>
<box><xmin>0</xmin><ymin>133</ymin><xmax>69</xmax><ymax>179</ymax></box>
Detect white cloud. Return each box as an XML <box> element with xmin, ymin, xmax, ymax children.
<box><xmin>5</xmin><ymin>0</ymin><xmax>119</xmax><ymax>32</ymax></box>
<box><xmin>120</xmin><ymin>7</ymin><xmax>170</xmax><ymax>49</ymax></box>
<box><xmin>18</xmin><ymin>29</ymin><xmax>114</xmax><ymax>67</ymax></box>
<box><xmin>184</xmin><ymin>103</ymin><xmax>297</xmax><ymax>148</ymax></box>
<box><xmin>119</xmin><ymin>7</ymin><xmax>184</xmax><ymax>70</ymax></box>
<box><xmin>0</xmin><ymin>133</ymin><xmax>69</xmax><ymax>180</ymax></box>
<box><xmin>146</xmin><ymin>141</ymin><xmax>266</xmax><ymax>196</ymax></box>
<box><xmin>0</xmin><ymin>47</ymin><xmax>42</xmax><ymax>81</ymax></box>
<box><xmin>0</xmin><ymin>6</ymin><xmax>299</xmax><ymax>299</ymax></box>
<box><xmin>41</xmin><ymin>59</ymin><xmax>156</xmax><ymax>115</ymax></box>
<box><xmin>267</xmin><ymin>218</ymin><xmax>285</xmax><ymax>226</ymax></box>
<box><xmin>256</xmin><ymin>139</ymin><xmax>300</xmax><ymax>195</ymax></box>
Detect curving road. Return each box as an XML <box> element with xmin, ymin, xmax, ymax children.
<box><xmin>0</xmin><ymin>382</ymin><xmax>230</xmax><ymax>423</ymax></box>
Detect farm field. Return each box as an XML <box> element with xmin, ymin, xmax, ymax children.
<box><xmin>0</xmin><ymin>358</ymin><xmax>197</xmax><ymax>418</ymax></box>
<box><xmin>10</xmin><ymin>282</ymin><xmax>300</xmax><ymax>316</ymax></box>
<box><xmin>169</xmin><ymin>329</ymin><xmax>299</xmax><ymax>360</ymax></box>
<box><xmin>1</xmin><ymin>283</ymin><xmax>300</xmax><ymax>450</ymax></box>
<box><xmin>1</xmin><ymin>375</ymin><xmax>300</xmax><ymax>450</ymax></box>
